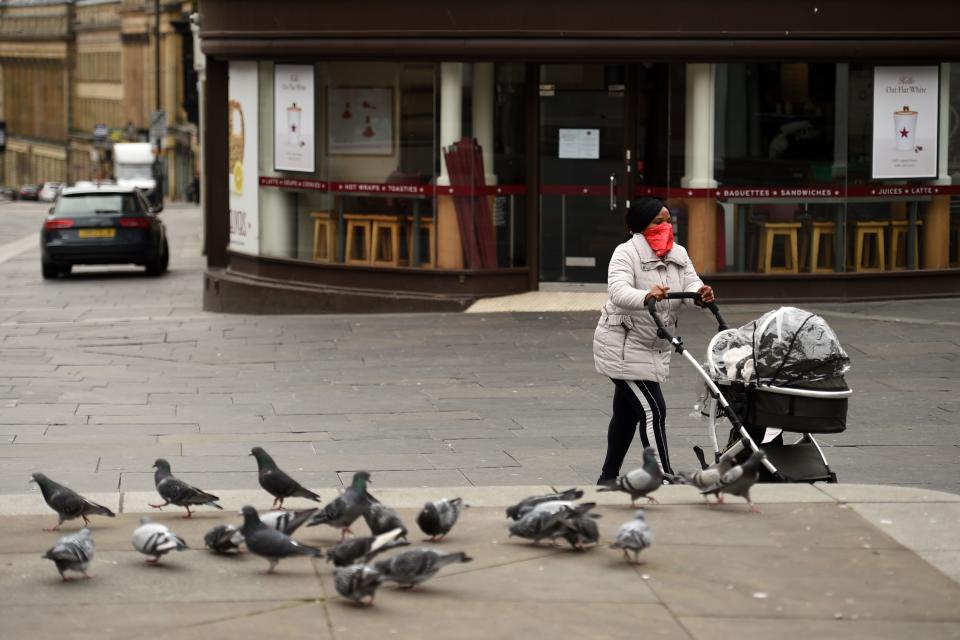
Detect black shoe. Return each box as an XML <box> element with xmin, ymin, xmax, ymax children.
<box><xmin>596</xmin><ymin>475</ymin><xmax>618</xmax><ymax>488</ymax></box>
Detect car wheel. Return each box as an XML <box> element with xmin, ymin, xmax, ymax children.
<box><xmin>145</xmin><ymin>238</ymin><xmax>168</xmax><ymax>276</ymax></box>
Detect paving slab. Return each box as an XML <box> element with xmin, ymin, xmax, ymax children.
<box><xmin>679</xmin><ymin>617</ymin><xmax>960</xmax><ymax>640</ymax></box>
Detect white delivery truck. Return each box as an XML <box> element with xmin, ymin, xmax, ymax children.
<box><xmin>113</xmin><ymin>142</ymin><xmax>156</xmax><ymax>196</ymax></box>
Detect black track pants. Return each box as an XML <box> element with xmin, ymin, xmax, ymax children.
<box><xmin>601</xmin><ymin>378</ymin><xmax>672</xmax><ymax>478</ymax></box>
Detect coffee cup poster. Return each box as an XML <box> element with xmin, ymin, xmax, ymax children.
<box><xmin>227</xmin><ymin>61</ymin><xmax>259</xmax><ymax>254</ymax></box>
<box><xmin>872</xmin><ymin>66</ymin><xmax>939</xmax><ymax>179</ymax></box>
<box><xmin>274</xmin><ymin>64</ymin><xmax>316</xmax><ymax>173</ymax></box>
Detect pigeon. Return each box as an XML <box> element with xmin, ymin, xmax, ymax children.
<box><xmin>250</xmin><ymin>447</ymin><xmax>321</xmax><ymax>509</ymax></box>
<box><xmin>506</xmin><ymin>487</ymin><xmax>584</xmax><ymax>520</ymax></box>
<box><xmin>239</xmin><ymin>505</ymin><xmax>323</xmax><ymax>573</ymax></box>
<box><xmin>307</xmin><ymin>471</ymin><xmax>374</xmax><ymax>541</ymax></box>
<box><xmin>150</xmin><ymin>458</ymin><xmax>223</xmax><ymax>517</ymax></box>
<box><xmin>677</xmin><ymin>455</ymin><xmax>736</xmax><ymax>502</ymax></box>
<box><xmin>509</xmin><ymin>502</ymin><xmax>598</xmax><ymax>549</ymax></box>
<box><xmin>335</xmin><ymin>564</ymin><xmax>383</xmax><ymax>606</ymax></box>
<box><xmin>43</xmin><ymin>528</ymin><xmax>95</xmax><ymax>581</ymax></box>
<box><xmin>701</xmin><ymin>451</ymin><xmax>767</xmax><ymax>513</ymax></box>
<box><xmin>326</xmin><ymin>528</ymin><xmax>409</xmax><ymax>568</ymax></box>
<box><xmin>373</xmin><ymin>548</ymin><xmax>472</xmax><ymax>590</ymax></box>
<box><xmin>560</xmin><ymin>504</ymin><xmax>601</xmax><ymax>550</ymax></box>
<box><xmin>416</xmin><ymin>497</ymin><xmax>468</xmax><ymax>541</ymax></box>
<box><xmin>610</xmin><ymin>510</ymin><xmax>654</xmax><ymax>564</ymax></box>
<box><xmin>596</xmin><ymin>447</ymin><xmax>664</xmax><ymax>506</ymax></box>
<box><xmin>260</xmin><ymin>508</ymin><xmax>318</xmax><ymax>536</ymax></box>
<box><xmin>363</xmin><ymin>501</ymin><xmax>408</xmax><ymax>539</ymax></box>
<box><xmin>132</xmin><ymin>517</ymin><xmax>187</xmax><ymax>565</ymax></box>
<box><xmin>204</xmin><ymin>524</ymin><xmax>244</xmax><ymax>554</ymax></box>
<box><xmin>31</xmin><ymin>473</ymin><xmax>116</xmax><ymax>531</ymax></box>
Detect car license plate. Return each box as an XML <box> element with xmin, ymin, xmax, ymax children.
<box><xmin>78</xmin><ymin>228</ymin><xmax>116</xmax><ymax>238</ymax></box>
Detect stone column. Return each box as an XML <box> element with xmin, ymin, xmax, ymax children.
<box><xmin>437</xmin><ymin>62</ymin><xmax>464</xmax><ymax>268</ymax></box>
<box><xmin>922</xmin><ymin>63</ymin><xmax>951</xmax><ymax>270</ymax></box>
<box><xmin>472</xmin><ymin>62</ymin><xmax>497</xmax><ymax>185</ymax></box>
<box><xmin>681</xmin><ymin>63</ymin><xmax>718</xmax><ymax>273</ymax></box>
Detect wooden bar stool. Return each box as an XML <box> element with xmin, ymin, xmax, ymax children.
<box><xmin>343</xmin><ymin>214</ymin><xmax>372</xmax><ymax>264</ymax></box>
<box><xmin>888</xmin><ymin>219</ymin><xmax>923</xmax><ymax>270</ymax></box>
<box><xmin>803</xmin><ymin>221</ymin><xmax>837</xmax><ymax>273</ymax></box>
<box><xmin>850</xmin><ymin>221</ymin><xmax>887</xmax><ymax>272</ymax></box>
<box><xmin>757</xmin><ymin>222</ymin><xmax>800</xmax><ymax>273</ymax></box>
<box><xmin>370</xmin><ymin>215</ymin><xmax>402</xmax><ymax>267</ymax></box>
<box><xmin>407</xmin><ymin>216</ymin><xmax>436</xmax><ymax>268</ymax></box>
<box><xmin>310</xmin><ymin>212</ymin><xmax>336</xmax><ymax>263</ymax></box>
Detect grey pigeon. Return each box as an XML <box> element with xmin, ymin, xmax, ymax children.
<box><xmin>250</xmin><ymin>447</ymin><xmax>321</xmax><ymax>509</ymax></box>
<box><xmin>334</xmin><ymin>564</ymin><xmax>383</xmax><ymax>606</ymax></box>
<box><xmin>327</xmin><ymin>528</ymin><xmax>409</xmax><ymax>568</ymax></box>
<box><xmin>260</xmin><ymin>508</ymin><xmax>318</xmax><ymax>536</ymax></box>
<box><xmin>204</xmin><ymin>524</ymin><xmax>244</xmax><ymax>554</ymax></box>
<box><xmin>31</xmin><ymin>473</ymin><xmax>115</xmax><ymax>531</ymax></box>
<box><xmin>597</xmin><ymin>447</ymin><xmax>664</xmax><ymax>505</ymax></box>
<box><xmin>701</xmin><ymin>451</ymin><xmax>767</xmax><ymax>513</ymax></box>
<box><xmin>509</xmin><ymin>502</ymin><xmax>599</xmax><ymax>549</ymax></box>
<box><xmin>610</xmin><ymin>510</ymin><xmax>654</xmax><ymax>564</ymax></box>
<box><xmin>678</xmin><ymin>455</ymin><xmax>736</xmax><ymax>502</ymax></box>
<box><xmin>373</xmin><ymin>548</ymin><xmax>472</xmax><ymax>589</ymax></box>
<box><xmin>561</xmin><ymin>504</ymin><xmax>601</xmax><ymax>550</ymax></box>
<box><xmin>416</xmin><ymin>497</ymin><xmax>468</xmax><ymax>541</ymax></box>
<box><xmin>506</xmin><ymin>487</ymin><xmax>584</xmax><ymax>520</ymax></box>
<box><xmin>132</xmin><ymin>517</ymin><xmax>187</xmax><ymax>565</ymax></box>
<box><xmin>240</xmin><ymin>505</ymin><xmax>323</xmax><ymax>573</ymax></box>
<box><xmin>363</xmin><ymin>501</ymin><xmax>408</xmax><ymax>539</ymax></box>
<box><xmin>307</xmin><ymin>471</ymin><xmax>373</xmax><ymax>541</ymax></box>
<box><xmin>43</xmin><ymin>528</ymin><xmax>95</xmax><ymax>581</ymax></box>
<box><xmin>150</xmin><ymin>458</ymin><xmax>223</xmax><ymax>517</ymax></box>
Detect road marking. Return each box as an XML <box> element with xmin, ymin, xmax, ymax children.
<box><xmin>0</xmin><ymin>233</ymin><xmax>37</xmax><ymax>265</ymax></box>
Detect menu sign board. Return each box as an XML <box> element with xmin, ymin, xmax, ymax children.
<box><xmin>872</xmin><ymin>66</ymin><xmax>939</xmax><ymax>179</ymax></box>
<box><xmin>228</xmin><ymin>61</ymin><xmax>260</xmax><ymax>255</ymax></box>
<box><xmin>274</xmin><ymin>64</ymin><xmax>315</xmax><ymax>172</ymax></box>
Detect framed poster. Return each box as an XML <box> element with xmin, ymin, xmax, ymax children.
<box><xmin>871</xmin><ymin>66</ymin><xmax>940</xmax><ymax>179</ymax></box>
<box><xmin>327</xmin><ymin>87</ymin><xmax>394</xmax><ymax>156</ymax></box>
<box><xmin>274</xmin><ymin>64</ymin><xmax>315</xmax><ymax>173</ymax></box>
<box><xmin>228</xmin><ymin>61</ymin><xmax>259</xmax><ymax>255</ymax></box>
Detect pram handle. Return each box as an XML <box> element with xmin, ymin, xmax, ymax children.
<box><xmin>645</xmin><ymin>292</ymin><xmax>729</xmax><ymax>337</ymax></box>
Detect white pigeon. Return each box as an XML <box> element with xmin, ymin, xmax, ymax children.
<box><xmin>610</xmin><ymin>510</ymin><xmax>653</xmax><ymax>564</ymax></box>
<box><xmin>132</xmin><ymin>516</ymin><xmax>188</xmax><ymax>565</ymax></box>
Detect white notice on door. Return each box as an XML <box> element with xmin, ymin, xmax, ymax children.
<box><xmin>558</xmin><ymin>128</ymin><xmax>599</xmax><ymax>159</ymax></box>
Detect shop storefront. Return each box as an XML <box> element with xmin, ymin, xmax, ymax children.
<box><xmin>199</xmin><ymin>1</ymin><xmax>960</xmax><ymax>312</ymax></box>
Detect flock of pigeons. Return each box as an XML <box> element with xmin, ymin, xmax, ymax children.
<box><xmin>31</xmin><ymin>444</ymin><xmax>768</xmax><ymax>606</ymax></box>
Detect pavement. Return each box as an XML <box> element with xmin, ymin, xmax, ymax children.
<box><xmin>2</xmin><ymin>483</ymin><xmax>960</xmax><ymax>639</ymax></box>
<box><xmin>1</xmin><ymin>199</ymin><xmax>959</xmax><ymax>637</ymax></box>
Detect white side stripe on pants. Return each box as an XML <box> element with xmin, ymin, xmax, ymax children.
<box><xmin>624</xmin><ymin>379</ymin><xmax>670</xmax><ymax>473</ymax></box>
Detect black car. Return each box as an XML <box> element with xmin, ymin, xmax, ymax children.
<box><xmin>40</xmin><ymin>185</ymin><xmax>169</xmax><ymax>279</ymax></box>
<box><xmin>19</xmin><ymin>184</ymin><xmax>39</xmax><ymax>201</ymax></box>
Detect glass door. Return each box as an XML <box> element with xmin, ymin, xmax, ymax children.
<box><xmin>539</xmin><ymin>64</ymin><xmax>632</xmax><ymax>282</ymax></box>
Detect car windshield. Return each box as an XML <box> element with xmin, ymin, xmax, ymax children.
<box><xmin>55</xmin><ymin>193</ymin><xmax>145</xmax><ymax>216</ymax></box>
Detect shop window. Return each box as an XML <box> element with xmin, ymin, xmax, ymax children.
<box><xmin>711</xmin><ymin>62</ymin><xmax>957</xmax><ymax>275</ymax></box>
<box><xmin>252</xmin><ymin>61</ymin><xmax>525</xmax><ymax>271</ymax></box>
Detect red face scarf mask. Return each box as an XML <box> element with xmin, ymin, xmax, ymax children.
<box><xmin>642</xmin><ymin>222</ymin><xmax>675</xmax><ymax>258</ymax></box>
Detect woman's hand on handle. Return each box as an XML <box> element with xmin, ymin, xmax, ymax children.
<box><xmin>644</xmin><ymin>285</ymin><xmax>670</xmax><ymax>304</ymax></box>
<box><xmin>695</xmin><ymin>285</ymin><xmax>715</xmax><ymax>307</ymax></box>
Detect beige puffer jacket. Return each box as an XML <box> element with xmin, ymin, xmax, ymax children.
<box><xmin>593</xmin><ymin>234</ymin><xmax>705</xmax><ymax>382</ymax></box>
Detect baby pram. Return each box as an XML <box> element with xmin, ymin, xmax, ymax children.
<box><xmin>646</xmin><ymin>294</ymin><xmax>851</xmax><ymax>483</ymax></box>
